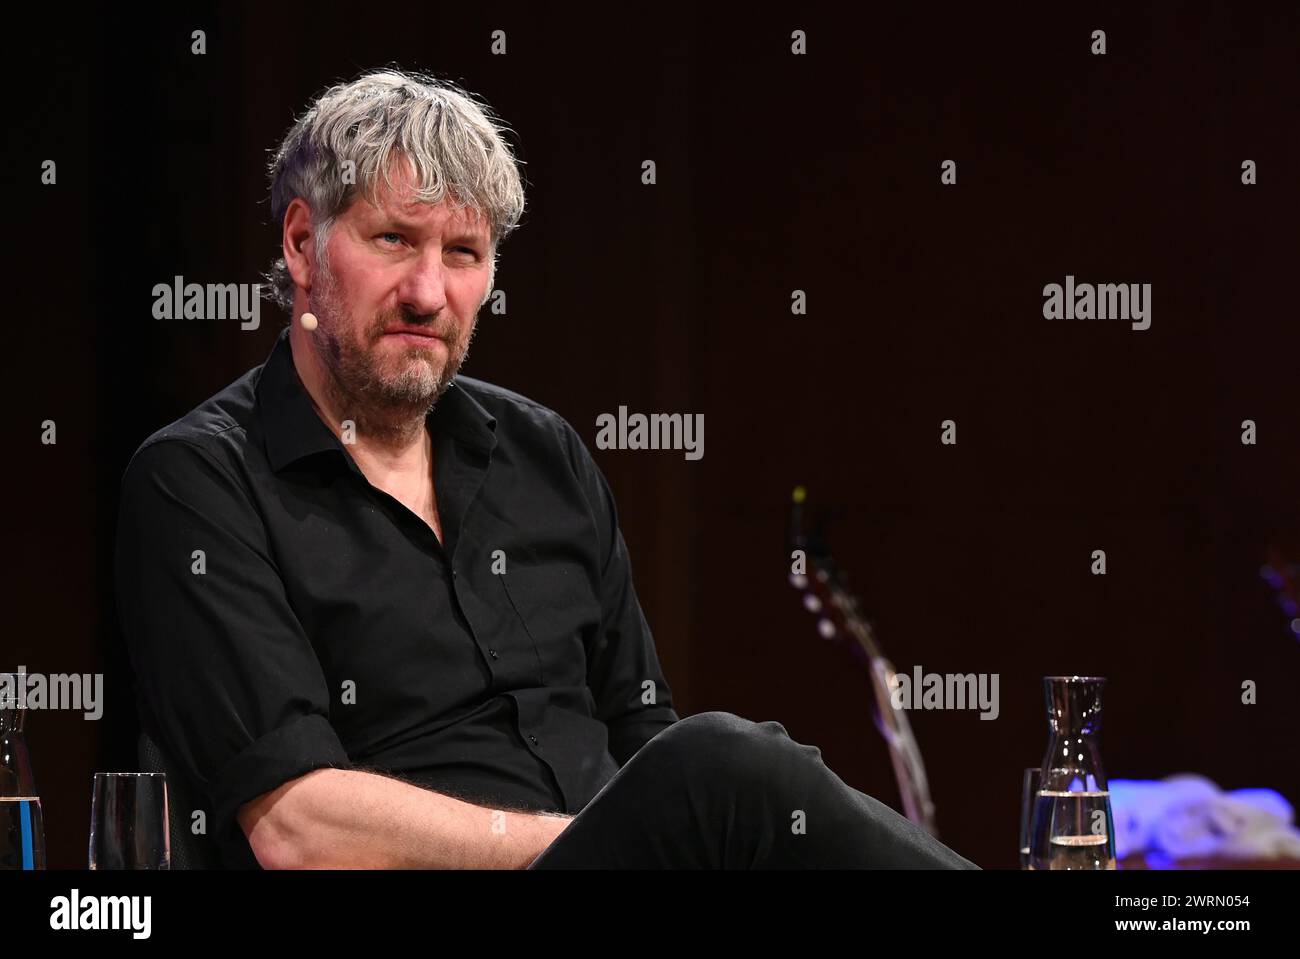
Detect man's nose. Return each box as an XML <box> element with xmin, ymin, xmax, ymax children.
<box><xmin>396</xmin><ymin>248</ymin><xmax>449</xmax><ymax>318</ymax></box>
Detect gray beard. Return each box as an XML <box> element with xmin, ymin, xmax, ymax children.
<box><xmin>306</xmin><ymin>271</ymin><xmax>475</xmax><ymax>445</ymax></box>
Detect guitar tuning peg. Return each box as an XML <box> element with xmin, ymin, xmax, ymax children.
<box><xmin>817</xmin><ymin>618</ymin><xmax>836</xmax><ymax>640</ymax></box>
<box><xmin>803</xmin><ymin>594</ymin><xmax>822</xmax><ymax>613</ymax></box>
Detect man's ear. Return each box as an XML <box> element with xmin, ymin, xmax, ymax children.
<box><xmin>282</xmin><ymin>197</ymin><xmax>318</xmax><ymax>293</ymax></box>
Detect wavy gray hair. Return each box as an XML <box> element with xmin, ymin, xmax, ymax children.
<box><xmin>263</xmin><ymin>68</ymin><xmax>527</xmax><ymax>313</ymax></box>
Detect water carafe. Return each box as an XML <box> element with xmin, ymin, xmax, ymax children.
<box><xmin>1</xmin><ymin>672</ymin><xmax>47</xmax><ymax>870</ymax></box>
<box><xmin>1028</xmin><ymin>675</ymin><xmax>1117</xmax><ymax>870</ymax></box>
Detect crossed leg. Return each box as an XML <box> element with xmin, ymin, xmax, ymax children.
<box><xmin>528</xmin><ymin>711</ymin><xmax>979</xmax><ymax>869</ymax></box>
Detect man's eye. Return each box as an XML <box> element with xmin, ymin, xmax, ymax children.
<box><xmin>378</xmin><ymin>232</ymin><xmax>403</xmax><ymax>245</ymax></box>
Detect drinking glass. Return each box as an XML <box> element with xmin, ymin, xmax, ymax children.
<box><xmin>1018</xmin><ymin>766</ymin><xmax>1041</xmax><ymax>869</ymax></box>
<box><xmin>88</xmin><ymin>773</ymin><xmax>170</xmax><ymax>869</ymax></box>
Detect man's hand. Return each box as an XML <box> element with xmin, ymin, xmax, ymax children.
<box><xmin>238</xmin><ymin>768</ymin><xmax>575</xmax><ymax>869</ymax></box>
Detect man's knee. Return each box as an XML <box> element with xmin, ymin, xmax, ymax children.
<box><xmin>640</xmin><ymin>711</ymin><xmax>812</xmax><ymax>788</ymax></box>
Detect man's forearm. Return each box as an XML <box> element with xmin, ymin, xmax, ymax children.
<box><xmin>239</xmin><ymin>768</ymin><xmax>574</xmax><ymax>869</ymax></box>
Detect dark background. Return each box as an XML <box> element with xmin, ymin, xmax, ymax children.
<box><xmin>7</xmin><ymin>2</ymin><xmax>1298</xmax><ymax>869</ymax></box>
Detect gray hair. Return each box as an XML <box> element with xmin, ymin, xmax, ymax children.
<box><xmin>263</xmin><ymin>68</ymin><xmax>527</xmax><ymax>313</ymax></box>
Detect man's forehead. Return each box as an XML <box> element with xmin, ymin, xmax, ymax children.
<box><xmin>356</xmin><ymin>167</ymin><xmax>487</xmax><ymax>236</ymax></box>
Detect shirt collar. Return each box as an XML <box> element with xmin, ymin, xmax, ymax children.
<box><xmin>255</xmin><ymin>325</ymin><xmax>497</xmax><ymax>474</ymax></box>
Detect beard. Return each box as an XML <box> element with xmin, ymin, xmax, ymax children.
<box><xmin>305</xmin><ymin>260</ymin><xmax>477</xmax><ymax>433</ymax></box>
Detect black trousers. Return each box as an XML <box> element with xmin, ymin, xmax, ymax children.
<box><xmin>528</xmin><ymin>711</ymin><xmax>980</xmax><ymax>869</ymax></box>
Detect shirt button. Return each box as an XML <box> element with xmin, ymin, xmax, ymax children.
<box><xmin>529</xmin><ymin>734</ymin><xmax>538</xmax><ymax>745</ymax></box>
<box><xmin>489</xmin><ymin>649</ymin><xmax>499</xmax><ymax>659</ymax></box>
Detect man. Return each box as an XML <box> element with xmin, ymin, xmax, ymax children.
<box><xmin>115</xmin><ymin>69</ymin><xmax>978</xmax><ymax>869</ymax></box>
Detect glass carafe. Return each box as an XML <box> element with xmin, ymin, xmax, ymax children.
<box><xmin>1028</xmin><ymin>676</ymin><xmax>1117</xmax><ymax>870</ymax></box>
<box><xmin>1</xmin><ymin>672</ymin><xmax>47</xmax><ymax>870</ymax></box>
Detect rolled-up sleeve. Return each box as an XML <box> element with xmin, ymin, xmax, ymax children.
<box><xmin>113</xmin><ymin>438</ymin><xmax>352</xmax><ymax>856</ymax></box>
<box><xmin>559</xmin><ymin>421</ymin><xmax>680</xmax><ymax>765</ymax></box>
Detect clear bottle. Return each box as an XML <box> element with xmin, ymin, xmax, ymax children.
<box><xmin>1028</xmin><ymin>676</ymin><xmax>1117</xmax><ymax>870</ymax></box>
<box><xmin>1</xmin><ymin>673</ymin><xmax>47</xmax><ymax>870</ymax></box>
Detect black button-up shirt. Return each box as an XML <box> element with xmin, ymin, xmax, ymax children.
<box><xmin>114</xmin><ymin>327</ymin><xmax>679</xmax><ymax>868</ymax></box>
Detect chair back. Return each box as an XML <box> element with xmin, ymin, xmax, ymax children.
<box><xmin>137</xmin><ymin>729</ymin><xmax>224</xmax><ymax>869</ymax></box>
